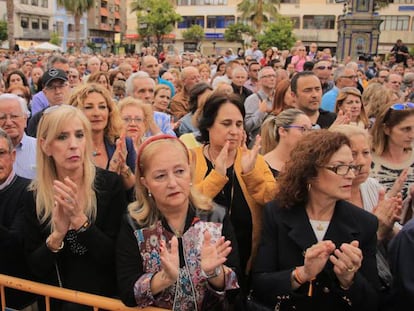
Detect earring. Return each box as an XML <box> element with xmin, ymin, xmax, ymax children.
<box><xmin>148</xmin><ymin>190</ymin><xmax>152</xmax><ymax>197</ymax></box>
<box><xmin>307</xmin><ymin>183</ymin><xmax>312</xmax><ymax>192</ymax></box>
<box><xmin>189</xmin><ymin>182</ymin><xmax>193</xmax><ymax>187</ymax></box>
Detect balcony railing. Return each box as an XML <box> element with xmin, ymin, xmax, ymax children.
<box><xmin>21</xmin><ymin>29</ymin><xmax>51</xmax><ymax>40</ymax></box>
<box><xmin>0</xmin><ymin>274</ymin><xmax>167</xmax><ymax>311</ymax></box>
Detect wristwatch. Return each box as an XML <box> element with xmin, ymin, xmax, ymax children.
<box><xmin>201</xmin><ymin>266</ymin><xmax>222</xmax><ymax>279</ymax></box>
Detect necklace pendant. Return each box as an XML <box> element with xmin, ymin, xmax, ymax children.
<box><xmin>316</xmin><ymin>223</ymin><xmax>324</xmax><ymax>231</ymax></box>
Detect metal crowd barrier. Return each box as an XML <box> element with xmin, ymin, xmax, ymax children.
<box><xmin>0</xmin><ymin>274</ymin><xmax>168</xmax><ymax>311</ymax></box>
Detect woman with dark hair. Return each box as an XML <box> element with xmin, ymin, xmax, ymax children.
<box><xmin>260</xmin><ymin>48</ymin><xmax>274</xmax><ymax>67</ymax></box>
<box><xmin>6</xmin><ymin>84</ymin><xmax>32</xmax><ymax>110</ymax></box>
<box><xmin>191</xmin><ymin>92</ymin><xmax>277</xmax><ymax>295</ymax></box>
<box><xmin>251</xmin><ymin>130</ymin><xmax>380</xmax><ymax>310</ymax></box>
<box><xmin>108</xmin><ymin>69</ymin><xmax>126</xmax><ymax>87</ymax></box>
<box><xmin>5</xmin><ymin>70</ymin><xmax>30</xmax><ymax>90</ymax></box>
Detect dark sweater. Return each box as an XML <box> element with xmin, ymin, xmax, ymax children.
<box><xmin>0</xmin><ymin>175</ymin><xmax>37</xmax><ymax>309</ymax></box>
<box><xmin>23</xmin><ymin>168</ymin><xmax>127</xmax><ymax>310</ymax></box>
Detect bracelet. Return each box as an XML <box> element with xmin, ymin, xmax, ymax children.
<box><xmin>46</xmin><ymin>236</ymin><xmax>64</xmax><ymax>253</ymax></box>
<box><xmin>201</xmin><ymin>266</ymin><xmax>222</xmax><ymax>279</ymax></box>
<box><xmin>293</xmin><ymin>267</ymin><xmax>304</xmax><ymax>285</ymax></box>
<box><xmin>77</xmin><ymin>219</ymin><xmax>91</xmax><ymax>233</ymax></box>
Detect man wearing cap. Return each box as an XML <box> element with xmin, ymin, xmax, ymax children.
<box><xmin>30</xmin><ymin>56</ymin><xmax>70</xmax><ymax>115</ymax></box>
<box><xmin>27</xmin><ymin>68</ymin><xmax>70</xmax><ymax>137</ymax></box>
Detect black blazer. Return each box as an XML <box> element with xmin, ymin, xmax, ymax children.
<box><xmin>252</xmin><ymin>199</ymin><xmax>380</xmax><ymax>311</ymax></box>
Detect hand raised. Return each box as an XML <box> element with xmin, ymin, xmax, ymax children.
<box><xmin>200</xmin><ymin>231</ymin><xmax>231</xmax><ymax>275</ymax></box>
<box><xmin>212</xmin><ymin>141</ymin><xmax>229</xmax><ymax>176</ymax></box>
<box><xmin>159</xmin><ymin>237</ymin><xmax>180</xmax><ymax>283</ymax></box>
<box><xmin>241</xmin><ymin>135</ymin><xmax>261</xmax><ymax>174</ymax></box>
<box><xmin>302</xmin><ymin>240</ymin><xmax>336</xmax><ymax>281</ymax></box>
<box><xmin>329</xmin><ymin>240</ymin><xmax>363</xmax><ymax>286</ymax></box>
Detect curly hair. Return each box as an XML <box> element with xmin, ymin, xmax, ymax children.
<box><xmin>68</xmin><ymin>83</ymin><xmax>123</xmax><ymax>144</ymax></box>
<box><xmin>277</xmin><ymin>130</ymin><xmax>350</xmax><ymax>208</ymax></box>
<box><xmin>362</xmin><ymin>82</ymin><xmax>396</xmax><ymax>119</ymax></box>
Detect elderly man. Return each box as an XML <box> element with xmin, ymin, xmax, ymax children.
<box><xmin>321</xmin><ymin>66</ymin><xmax>358</xmax><ymax>112</ymax></box>
<box><xmin>126</xmin><ymin>71</ymin><xmax>176</xmax><ymax>136</ymax></box>
<box><xmin>27</xmin><ymin>68</ymin><xmax>70</xmax><ymax>137</ymax></box>
<box><xmin>244</xmin><ymin>66</ymin><xmax>277</xmax><ymax>147</ymax></box>
<box><xmin>140</xmin><ymin>55</ymin><xmax>175</xmax><ymax>96</ymax></box>
<box><xmin>0</xmin><ymin>94</ymin><xmax>36</xmax><ymax>179</ymax></box>
<box><xmin>169</xmin><ymin>66</ymin><xmax>201</xmax><ymax>120</ymax></box>
<box><xmin>0</xmin><ymin>129</ymin><xmax>37</xmax><ymax>310</ymax></box>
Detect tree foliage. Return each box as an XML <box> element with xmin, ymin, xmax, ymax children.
<box><xmin>257</xmin><ymin>16</ymin><xmax>296</xmax><ymax>51</ymax></box>
<box><xmin>131</xmin><ymin>0</ymin><xmax>181</xmax><ymax>52</ymax></box>
<box><xmin>237</xmin><ymin>0</ymin><xmax>280</xmax><ymax>34</ymax></box>
<box><xmin>57</xmin><ymin>0</ymin><xmax>94</xmax><ymax>53</ymax></box>
<box><xmin>0</xmin><ymin>20</ymin><xmax>7</xmax><ymax>43</ymax></box>
<box><xmin>224</xmin><ymin>23</ymin><xmax>255</xmax><ymax>43</ymax></box>
<box><xmin>182</xmin><ymin>25</ymin><xmax>204</xmax><ymax>42</ymax></box>
<box><xmin>50</xmin><ymin>32</ymin><xmax>61</xmax><ymax>46</ymax></box>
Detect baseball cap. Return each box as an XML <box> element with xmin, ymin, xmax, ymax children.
<box><xmin>41</xmin><ymin>68</ymin><xmax>68</xmax><ymax>87</ymax></box>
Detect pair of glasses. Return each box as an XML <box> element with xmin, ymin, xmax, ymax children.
<box><xmin>261</xmin><ymin>74</ymin><xmax>276</xmax><ymax>79</ymax></box>
<box><xmin>283</xmin><ymin>125</ymin><xmax>312</xmax><ymax>133</ymax></box>
<box><xmin>45</xmin><ymin>83</ymin><xmax>68</xmax><ymax>91</ymax></box>
<box><xmin>322</xmin><ymin>164</ymin><xmax>363</xmax><ymax>176</ymax></box>
<box><xmin>315</xmin><ymin>66</ymin><xmax>332</xmax><ymax>70</ymax></box>
<box><xmin>0</xmin><ymin>112</ymin><xmax>25</xmax><ymax>124</ymax></box>
<box><xmin>383</xmin><ymin>103</ymin><xmax>414</xmax><ymax>123</ymax></box>
<box><xmin>122</xmin><ymin>117</ymin><xmax>144</xmax><ymax>124</ymax></box>
<box><xmin>341</xmin><ymin>75</ymin><xmax>358</xmax><ymax>80</ymax></box>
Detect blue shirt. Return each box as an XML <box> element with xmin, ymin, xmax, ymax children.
<box><xmin>30</xmin><ymin>91</ymin><xmax>49</xmax><ymax>116</ymax></box>
<box><xmin>147</xmin><ymin>111</ymin><xmax>176</xmax><ymax>137</ymax></box>
<box><xmin>14</xmin><ymin>133</ymin><xmax>37</xmax><ymax>180</ymax></box>
<box><xmin>321</xmin><ymin>87</ymin><xmax>339</xmax><ymax>112</ymax></box>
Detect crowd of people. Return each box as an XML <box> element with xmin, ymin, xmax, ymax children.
<box><xmin>0</xmin><ymin>37</ymin><xmax>414</xmax><ymax>311</ymax></box>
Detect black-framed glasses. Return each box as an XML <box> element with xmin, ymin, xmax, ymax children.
<box><xmin>45</xmin><ymin>83</ymin><xmax>69</xmax><ymax>91</ymax></box>
<box><xmin>283</xmin><ymin>125</ymin><xmax>312</xmax><ymax>133</ymax></box>
<box><xmin>322</xmin><ymin>164</ymin><xmax>363</xmax><ymax>176</ymax></box>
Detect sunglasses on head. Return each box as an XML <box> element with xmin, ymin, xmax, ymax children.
<box><xmin>383</xmin><ymin>102</ymin><xmax>414</xmax><ymax>123</ymax></box>
<box><xmin>315</xmin><ymin>66</ymin><xmax>332</xmax><ymax>70</ymax></box>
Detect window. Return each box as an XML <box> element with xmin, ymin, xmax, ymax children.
<box><xmin>41</xmin><ymin>19</ymin><xmax>48</xmax><ymax>30</ymax></box>
<box><xmin>21</xmin><ymin>17</ymin><xmax>29</xmax><ymax>28</ymax></box>
<box><xmin>176</xmin><ymin>0</ymin><xmax>227</xmax><ymax>5</ymax></box>
<box><xmin>31</xmin><ymin>0</ymin><xmax>38</xmax><ymax>5</ymax></box>
<box><xmin>207</xmin><ymin>16</ymin><xmax>235</xmax><ymax>28</ymax></box>
<box><xmin>32</xmin><ymin>18</ymin><xmax>39</xmax><ymax>29</ymax></box>
<box><xmin>393</xmin><ymin>0</ymin><xmax>414</xmax><ymax>3</ymax></box>
<box><xmin>281</xmin><ymin>0</ymin><xmax>299</xmax><ymax>3</ymax></box>
<box><xmin>41</xmin><ymin>0</ymin><xmax>48</xmax><ymax>7</ymax></box>
<box><xmin>177</xmin><ymin>16</ymin><xmax>204</xmax><ymax>28</ymax></box>
<box><xmin>68</xmin><ymin>24</ymin><xmax>74</xmax><ymax>32</ymax></box>
<box><xmin>380</xmin><ymin>15</ymin><xmax>410</xmax><ymax>31</ymax></box>
<box><xmin>303</xmin><ymin>15</ymin><xmax>335</xmax><ymax>29</ymax></box>
<box><xmin>289</xmin><ymin>16</ymin><xmax>300</xmax><ymax>29</ymax></box>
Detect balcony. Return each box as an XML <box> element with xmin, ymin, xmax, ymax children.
<box><xmin>114</xmin><ymin>25</ymin><xmax>121</xmax><ymax>32</ymax></box>
<box><xmin>100</xmin><ymin>23</ymin><xmax>111</xmax><ymax>31</ymax></box>
<box><xmin>20</xmin><ymin>29</ymin><xmax>51</xmax><ymax>40</ymax></box>
<box><xmin>100</xmin><ymin>7</ymin><xmax>109</xmax><ymax>16</ymax></box>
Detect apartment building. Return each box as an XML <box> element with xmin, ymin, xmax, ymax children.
<box><xmin>125</xmin><ymin>0</ymin><xmax>414</xmax><ymax>56</ymax></box>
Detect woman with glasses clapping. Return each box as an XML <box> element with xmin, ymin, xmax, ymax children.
<box><xmin>250</xmin><ymin>130</ymin><xmax>380</xmax><ymax>310</ymax></box>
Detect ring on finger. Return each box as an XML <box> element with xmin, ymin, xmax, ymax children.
<box><xmin>64</xmin><ymin>197</ymin><xmax>74</xmax><ymax>205</ymax></box>
<box><xmin>347</xmin><ymin>265</ymin><xmax>356</xmax><ymax>272</ymax></box>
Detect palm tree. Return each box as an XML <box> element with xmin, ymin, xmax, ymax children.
<box><xmin>57</xmin><ymin>0</ymin><xmax>94</xmax><ymax>53</ymax></box>
<box><xmin>237</xmin><ymin>0</ymin><xmax>280</xmax><ymax>34</ymax></box>
<box><xmin>6</xmin><ymin>0</ymin><xmax>15</xmax><ymax>51</ymax></box>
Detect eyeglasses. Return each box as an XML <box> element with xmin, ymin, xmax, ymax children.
<box><xmin>341</xmin><ymin>75</ymin><xmax>358</xmax><ymax>80</ymax></box>
<box><xmin>45</xmin><ymin>83</ymin><xmax>69</xmax><ymax>91</ymax></box>
<box><xmin>261</xmin><ymin>74</ymin><xmax>276</xmax><ymax>79</ymax></box>
<box><xmin>314</xmin><ymin>66</ymin><xmax>332</xmax><ymax>70</ymax></box>
<box><xmin>322</xmin><ymin>164</ymin><xmax>363</xmax><ymax>176</ymax></box>
<box><xmin>283</xmin><ymin>125</ymin><xmax>312</xmax><ymax>133</ymax></box>
<box><xmin>0</xmin><ymin>112</ymin><xmax>25</xmax><ymax>124</ymax></box>
<box><xmin>122</xmin><ymin>117</ymin><xmax>144</xmax><ymax>124</ymax></box>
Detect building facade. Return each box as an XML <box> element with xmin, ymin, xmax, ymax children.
<box><xmin>125</xmin><ymin>0</ymin><xmax>414</xmax><ymax>56</ymax></box>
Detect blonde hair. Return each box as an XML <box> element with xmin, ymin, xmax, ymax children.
<box><xmin>362</xmin><ymin>83</ymin><xmax>395</xmax><ymax>119</ymax></box>
<box><xmin>334</xmin><ymin>87</ymin><xmax>369</xmax><ymax>128</ymax></box>
<box><xmin>129</xmin><ymin>137</ymin><xmax>212</xmax><ymax>227</ymax></box>
<box><xmin>117</xmin><ymin>97</ymin><xmax>151</xmax><ymax>133</ymax></box>
<box><xmin>30</xmin><ymin>105</ymin><xmax>96</xmax><ymax>227</ymax></box>
<box><xmin>68</xmin><ymin>83</ymin><xmax>123</xmax><ymax>144</ymax></box>
<box><xmin>260</xmin><ymin>108</ymin><xmax>306</xmax><ymax>154</ymax></box>
<box><xmin>330</xmin><ymin>124</ymin><xmax>371</xmax><ymax>146</ymax></box>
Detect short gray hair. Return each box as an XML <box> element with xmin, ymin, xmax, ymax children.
<box><xmin>0</xmin><ymin>93</ymin><xmax>30</xmax><ymax>118</ymax></box>
<box><xmin>0</xmin><ymin>128</ymin><xmax>14</xmax><ymax>152</ymax></box>
<box><xmin>125</xmin><ymin>71</ymin><xmax>154</xmax><ymax>96</ymax></box>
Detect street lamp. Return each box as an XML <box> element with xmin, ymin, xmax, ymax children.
<box><xmin>212</xmin><ymin>41</ymin><xmax>216</xmax><ymax>55</ymax></box>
